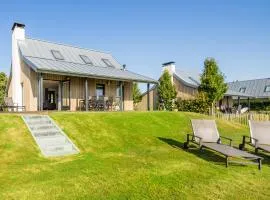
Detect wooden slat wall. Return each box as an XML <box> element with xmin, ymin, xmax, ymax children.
<box><xmin>20</xmin><ymin>69</ymin><xmax>134</xmax><ymax>111</ymax></box>
<box><xmin>173</xmin><ymin>77</ymin><xmax>198</xmax><ymax>100</ymax></box>
<box><xmin>124</xmin><ymin>82</ymin><xmax>133</xmax><ymax>111</ymax></box>
<box><xmin>21</xmin><ymin>60</ymin><xmax>38</xmax><ymax>111</ymax></box>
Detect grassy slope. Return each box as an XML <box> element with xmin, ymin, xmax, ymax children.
<box><xmin>0</xmin><ymin>112</ymin><xmax>269</xmax><ymax>200</ymax></box>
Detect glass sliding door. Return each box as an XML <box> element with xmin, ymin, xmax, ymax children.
<box><xmin>61</xmin><ymin>80</ymin><xmax>70</xmax><ymax>110</ymax></box>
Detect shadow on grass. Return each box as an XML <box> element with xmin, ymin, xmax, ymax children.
<box><xmin>157</xmin><ymin>137</ymin><xmax>225</xmax><ymax>166</ymax></box>
<box><xmin>157</xmin><ymin>137</ymin><xmax>270</xmax><ymax>167</ymax></box>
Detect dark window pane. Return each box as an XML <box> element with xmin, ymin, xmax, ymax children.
<box><xmin>265</xmin><ymin>86</ymin><xmax>270</xmax><ymax>92</ymax></box>
<box><xmin>239</xmin><ymin>87</ymin><xmax>246</xmax><ymax>93</ymax></box>
<box><xmin>96</xmin><ymin>84</ymin><xmax>105</xmax><ymax>97</ymax></box>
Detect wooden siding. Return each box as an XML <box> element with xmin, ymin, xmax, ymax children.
<box><xmin>136</xmin><ymin>89</ymin><xmax>155</xmax><ymax>111</ymax></box>
<box><xmin>173</xmin><ymin>77</ymin><xmax>198</xmax><ymax>100</ymax></box>
<box><xmin>123</xmin><ymin>82</ymin><xmax>133</xmax><ymax>111</ymax></box>
<box><xmin>22</xmin><ymin>70</ymin><xmax>133</xmax><ymax>111</ymax></box>
<box><xmin>21</xmin><ymin>60</ymin><xmax>38</xmax><ymax>111</ymax></box>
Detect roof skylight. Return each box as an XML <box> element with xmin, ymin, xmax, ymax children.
<box><xmin>239</xmin><ymin>87</ymin><xmax>246</xmax><ymax>93</ymax></box>
<box><xmin>102</xmin><ymin>59</ymin><xmax>114</xmax><ymax>67</ymax></box>
<box><xmin>265</xmin><ymin>85</ymin><xmax>270</xmax><ymax>92</ymax></box>
<box><xmin>80</xmin><ymin>55</ymin><xmax>93</xmax><ymax>65</ymax></box>
<box><xmin>51</xmin><ymin>50</ymin><xmax>64</xmax><ymax>60</ymax></box>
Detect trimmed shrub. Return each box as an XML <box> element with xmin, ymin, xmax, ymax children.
<box><xmin>176</xmin><ymin>94</ymin><xmax>210</xmax><ymax>114</ymax></box>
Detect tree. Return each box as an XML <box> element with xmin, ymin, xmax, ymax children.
<box><xmin>0</xmin><ymin>72</ymin><xmax>8</xmax><ymax>105</ymax></box>
<box><xmin>133</xmin><ymin>82</ymin><xmax>142</xmax><ymax>109</ymax></box>
<box><xmin>158</xmin><ymin>69</ymin><xmax>177</xmax><ymax>111</ymax></box>
<box><xmin>199</xmin><ymin>58</ymin><xmax>227</xmax><ymax>115</ymax></box>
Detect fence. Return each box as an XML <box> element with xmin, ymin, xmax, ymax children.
<box><xmin>214</xmin><ymin>112</ymin><xmax>270</xmax><ymax>126</ymax></box>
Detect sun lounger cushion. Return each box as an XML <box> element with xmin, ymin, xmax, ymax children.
<box><xmin>191</xmin><ymin>120</ymin><xmax>220</xmax><ymax>143</ymax></box>
<box><xmin>249</xmin><ymin>121</ymin><xmax>270</xmax><ymax>145</ymax></box>
<box><xmin>202</xmin><ymin>142</ymin><xmax>260</xmax><ymax>159</ymax></box>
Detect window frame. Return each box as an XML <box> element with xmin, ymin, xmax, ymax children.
<box><xmin>79</xmin><ymin>55</ymin><xmax>93</xmax><ymax>65</ymax></box>
<box><xmin>101</xmin><ymin>58</ymin><xmax>114</xmax><ymax>67</ymax></box>
<box><xmin>265</xmin><ymin>85</ymin><xmax>270</xmax><ymax>92</ymax></box>
<box><xmin>51</xmin><ymin>50</ymin><xmax>64</xmax><ymax>60</ymax></box>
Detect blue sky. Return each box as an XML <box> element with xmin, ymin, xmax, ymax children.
<box><xmin>0</xmin><ymin>0</ymin><xmax>270</xmax><ymax>86</ymax></box>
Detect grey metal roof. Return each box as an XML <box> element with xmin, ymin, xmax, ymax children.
<box><xmin>224</xmin><ymin>89</ymin><xmax>254</xmax><ymax>98</ymax></box>
<box><xmin>228</xmin><ymin>79</ymin><xmax>270</xmax><ymax>98</ymax></box>
<box><xmin>18</xmin><ymin>38</ymin><xmax>157</xmax><ymax>83</ymax></box>
<box><xmin>174</xmin><ymin>69</ymin><xmax>201</xmax><ymax>88</ymax></box>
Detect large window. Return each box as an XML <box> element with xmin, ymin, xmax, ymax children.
<box><xmin>239</xmin><ymin>87</ymin><xmax>246</xmax><ymax>93</ymax></box>
<box><xmin>96</xmin><ymin>84</ymin><xmax>105</xmax><ymax>97</ymax></box>
<box><xmin>265</xmin><ymin>85</ymin><xmax>270</xmax><ymax>92</ymax></box>
<box><xmin>51</xmin><ymin>50</ymin><xmax>64</xmax><ymax>60</ymax></box>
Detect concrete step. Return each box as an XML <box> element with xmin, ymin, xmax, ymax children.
<box><xmin>29</xmin><ymin>125</ymin><xmax>56</xmax><ymax>131</ymax></box>
<box><xmin>33</xmin><ymin>131</ymin><xmax>61</xmax><ymax>137</ymax></box>
<box><xmin>37</xmin><ymin>135</ymin><xmax>67</xmax><ymax>146</ymax></box>
<box><xmin>43</xmin><ymin>149</ymin><xmax>78</xmax><ymax>157</ymax></box>
<box><xmin>24</xmin><ymin>115</ymin><xmax>48</xmax><ymax>121</ymax></box>
<box><xmin>44</xmin><ymin>143</ymin><xmax>74</xmax><ymax>152</ymax></box>
<box><xmin>27</xmin><ymin>119</ymin><xmax>52</xmax><ymax>125</ymax></box>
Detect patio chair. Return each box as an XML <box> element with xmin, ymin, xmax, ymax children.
<box><xmin>96</xmin><ymin>96</ymin><xmax>105</xmax><ymax>111</ymax></box>
<box><xmin>239</xmin><ymin>120</ymin><xmax>270</xmax><ymax>154</ymax></box>
<box><xmin>106</xmin><ymin>96</ymin><xmax>113</xmax><ymax>111</ymax></box>
<box><xmin>184</xmin><ymin>119</ymin><xmax>262</xmax><ymax>170</ymax></box>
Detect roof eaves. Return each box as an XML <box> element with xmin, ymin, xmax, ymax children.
<box><xmin>36</xmin><ymin>68</ymin><xmax>157</xmax><ymax>84</ymax></box>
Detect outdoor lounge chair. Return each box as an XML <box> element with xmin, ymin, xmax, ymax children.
<box><xmin>184</xmin><ymin>119</ymin><xmax>262</xmax><ymax>170</ymax></box>
<box><xmin>239</xmin><ymin>120</ymin><xmax>270</xmax><ymax>154</ymax></box>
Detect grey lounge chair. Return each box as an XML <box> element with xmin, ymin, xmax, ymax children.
<box><xmin>239</xmin><ymin>120</ymin><xmax>270</xmax><ymax>154</ymax></box>
<box><xmin>184</xmin><ymin>119</ymin><xmax>262</xmax><ymax>170</ymax></box>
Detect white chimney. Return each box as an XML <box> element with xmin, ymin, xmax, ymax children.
<box><xmin>162</xmin><ymin>61</ymin><xmax>175</xmax><ymax>83</ymax></box>
<box><xmin>162</xmin><ymin>61</ymin><xmax>175</xmax><ymax>75</ymax></box>
<box><xmin>11</xmin><ymin>22</ymin><xmax>25</xmax><ymax>108</ymax></box>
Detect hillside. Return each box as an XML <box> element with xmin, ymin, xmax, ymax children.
<box><xmin>0</xmin><ymin>112</ymin><xmax>269</xmax><ymax>199</ymax></box>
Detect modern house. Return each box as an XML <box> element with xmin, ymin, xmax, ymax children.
<box><xmin>137</xmin><ymin>62</ymin><xmax>269</xmax><ymax>111</ymax></box>
<box><xmin>137</xmin><ymin>62</ymin><xmax>200</xmax><ymax>110</ymax></box>
<box><xmin>7</xmin><ymin>23</ymin><xmax>157</xmax><ymax>111</ymax></box>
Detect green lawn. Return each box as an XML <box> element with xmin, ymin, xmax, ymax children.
<box><xmin>0</xmin><ymin>112</ymin><xmax>269</xmax><ymax>199</ymax></box>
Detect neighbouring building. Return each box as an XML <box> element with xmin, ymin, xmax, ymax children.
<box><xmin>137</xmin><ymin>62</ymin><xmax>200</xmax><ymax>110</ymax></box>
<box><xmin>7</xmin><ymin>23</ymin><xmax>157</xmax><ymax>112</ymax></box>
<box><xmin>138</xmin><ymin>61</ymin><xmax>270</xmax><ymax>111</ymax></box>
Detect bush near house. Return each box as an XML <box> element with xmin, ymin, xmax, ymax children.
<box><xmin>176</xmin><ymin>93</ymin><xmax>210</xmax><ymax>114</ymax></box>
<box><xmin>0</xmin><ymin>72</ymin><xmax>8</xmax><ymax>105</ymax></box>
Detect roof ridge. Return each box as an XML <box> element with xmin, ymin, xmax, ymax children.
<box><xmin>22</xmin><ymin>37</ymin><xmax>111</xmax><ymax>55</ymax></box>
<box><xmin>228</xmin><ymin>77</ymin><xmax>270</xmax><ymax>83</ymax></box>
